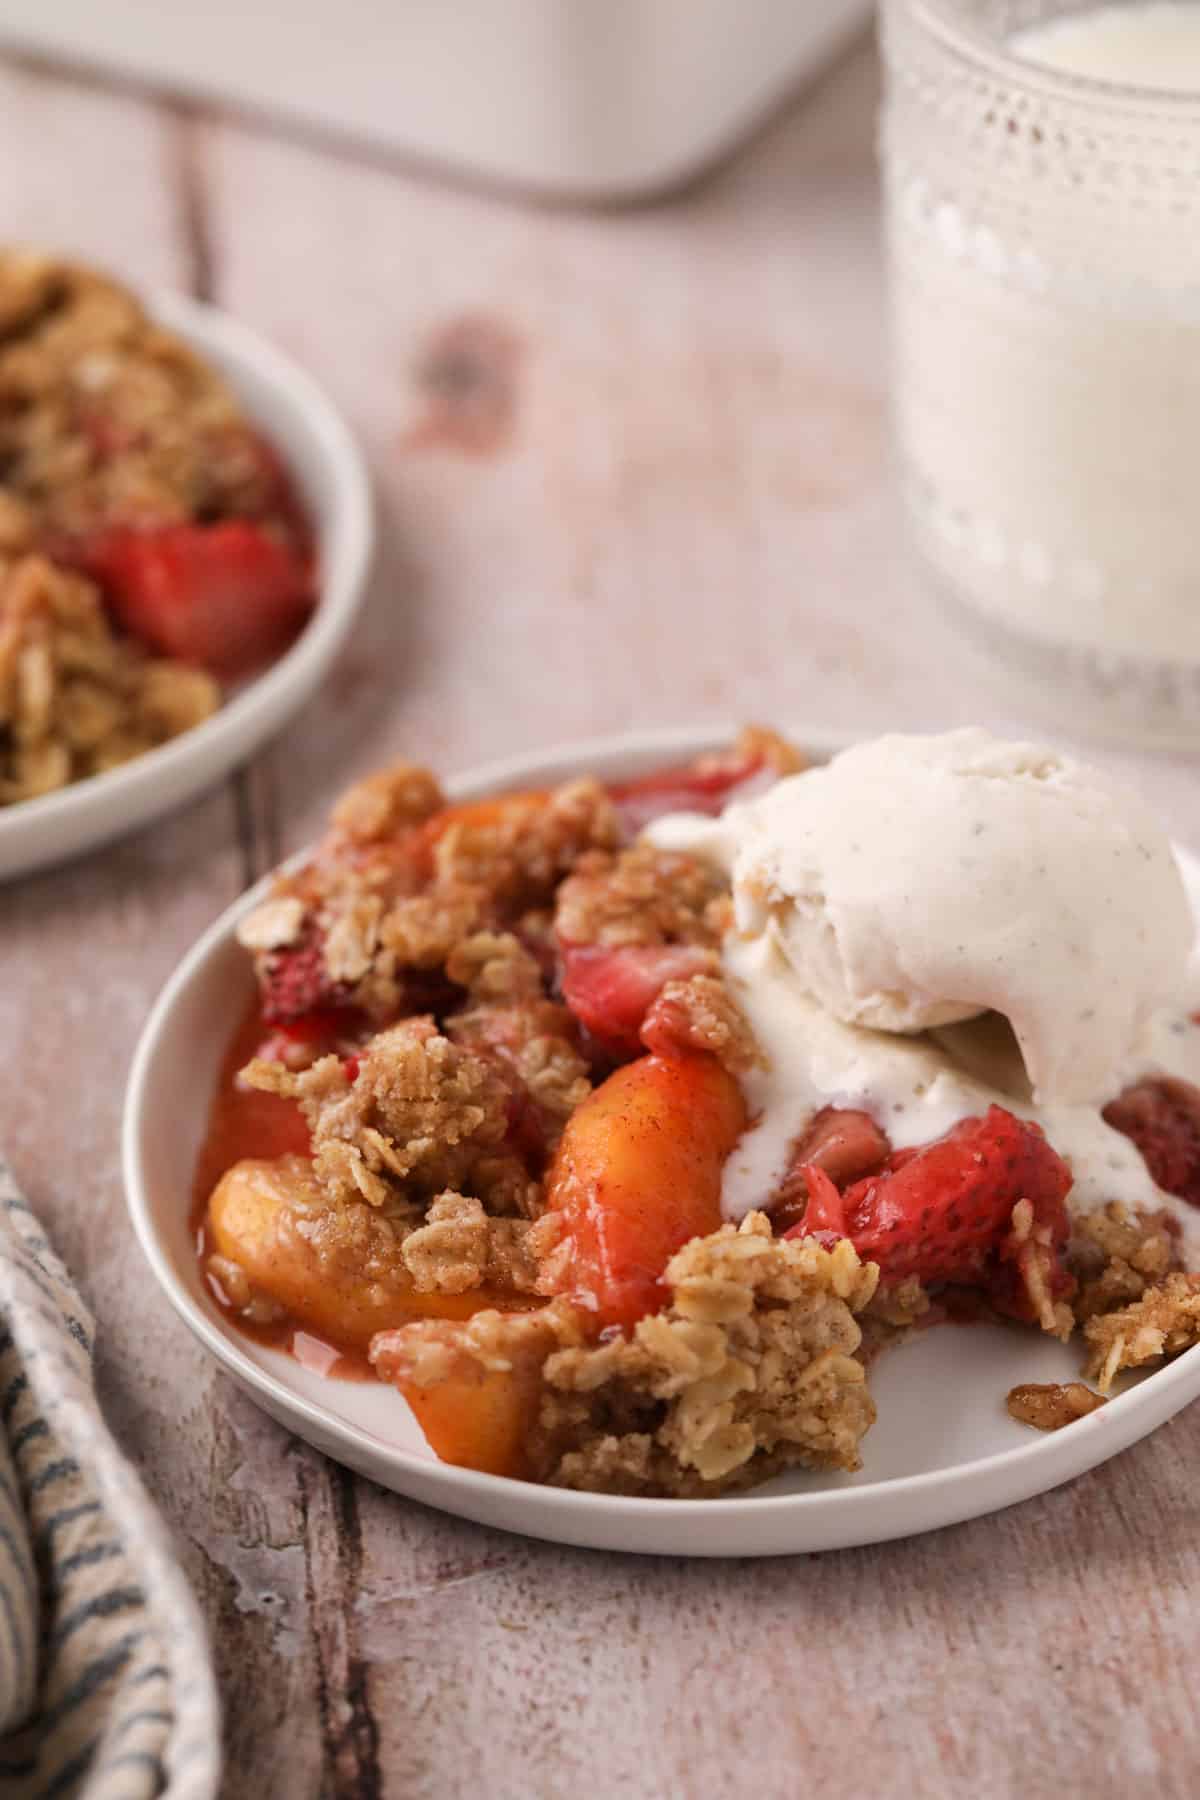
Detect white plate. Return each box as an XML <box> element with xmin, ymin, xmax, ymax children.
<box><xmin>122</xmin><ymin>727</ymin><xmax>1200</xmax><ymax>1556</ymax></box>
<box><xmin>0</xmin><ymin>290</ymin><xmax>373</xmax><ymax>881</ymax></box>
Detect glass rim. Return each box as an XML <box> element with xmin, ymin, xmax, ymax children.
<box><xmin>890</xmin><ymin>0</ymin><xmax>1200</xmax><ymax>115</ymax></box>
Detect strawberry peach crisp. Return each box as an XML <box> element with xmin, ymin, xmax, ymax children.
<box><xmin>0</xmin><ymin>250</ymin><xmax>313</xmax><ymax>805</ymax></box>
<box><xmin>195</xmin><ymin>728</ymin><xmax>1200</xmax><ymax>1496</ymax></box>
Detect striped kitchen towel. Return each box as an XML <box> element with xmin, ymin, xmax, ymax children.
<box><xmin>0</xmin><ymin>1158</ymin><xmax>219</xmax><ymax>1799</ymax></box>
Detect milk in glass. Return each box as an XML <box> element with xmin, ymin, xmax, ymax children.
<box><xmin>883</xmin><ymin>0</ymin><xmax>1200</xmax><ymax>739</ymax></box>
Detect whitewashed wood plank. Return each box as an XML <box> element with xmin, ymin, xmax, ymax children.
<box><xmin>0</xmin><ymin>56</ymin><xmax>187</xmax><ymax>283</ymax></box>
<box><xmin>348</xmin><ymin>1412</ymin><xmax>1200</xmax><ymax>1800</ymax></box>
<box><xmin>0</xmin><ymin>55</ymin><xmax>333</xmax><ymax>1795</ymax></box>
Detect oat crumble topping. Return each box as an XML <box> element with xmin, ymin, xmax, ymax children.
<box><xmin>0</xmin><ymin>551</ymin><xmax>217</xmax><ymax>803</ymax></box>
<box><xmin>1070</xmin><ymin>1202</ymin><xmax>1180</xmax><ymax>1323</ymax></box>
<box><xmin>241</xmin><ymin>775</ymin><xmax>625</xmax><ymax>1029</ymax></box>
<box><xmin>399</xmin><ymin>1193</ymin><xmax>548</xmax><ymax>1295</ymax></box>
<box><xmin>243</xmin><ymin>1017</ymin><xmax>537</xmax><ymax>1217</ymax></box>
<box><xmin>554</xmin><ymin>842</ymin><xmax>728</xmax><ymax>949</ymax></box>
<box><xmin>640</xmin><ymin>971</ymin><xmax>762</xmax><ymax>1074</ymax></box>
<box><xmin>434</xmin><ymin>779</ymin><xmax>620</xmax><ymax>909</ymax></box>
<box><xmin>1007</xmin><ymin>1196</ymin><xmax>1075</xmax><ymax>1341</ymax></box>
<box><xmin>0</xmin><ymin>250</ymin><xmax>281</xmax><ymax>537</ymax></box>
<box><xmin>1084</xmin><ymin>1275</ymin><xmax>1200</xmax><ymax>1392</ymax></box>
<box><xmin>372</xmin><ymin>1214</ymin><xmax>879</xmax><ymax>1496</ymax></box>
<box><xmin>0</xmin><ymin>249</ymin><xmax>312</xmax><ymax>806</ymax></box>
<box><xmin>331</xmin><ymin>762</ymin><xmax>447</xmax><ymax>845</ymax></box>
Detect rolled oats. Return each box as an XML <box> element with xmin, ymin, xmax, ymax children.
<box><xmin>0</xmin><ymin>552</ymin><xmax>218</xmax><ymax>806</ymax></box>
<box><xmin>0</xmin><ymin>249</ymin><xmax>315</xmax><ymax>806</ymax></box>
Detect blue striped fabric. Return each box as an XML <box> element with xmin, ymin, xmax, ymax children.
<box><xmin>0</xmin><ymin>1159</ymin><xmax>219</xmax><ymax>1799</ymax></box>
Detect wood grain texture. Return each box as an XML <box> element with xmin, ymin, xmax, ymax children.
<box><xmin>1</xmin><ymin>38</ymin><xmax>1199</xmax><ymax>1800</ymax></box>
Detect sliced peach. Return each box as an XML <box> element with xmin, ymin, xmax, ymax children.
<box><xmin>396</xmin><ymin>1361</ymin><xmax>542</xmax><ymax>1479</ymax></box>
<box><xmin>543</xmin><ymin>1052</ymin><xmax>747</xmax><ymax>1330</ymax></box>
<box><xmin>372</xmin><ymin>1312</ymin><xmax>560</xmax><ymax>1479</ymax></box>
<box><xmin>207</xmin><ymin>1156</ymin><xmax>501</xmax><ymax>1350</ymax></box>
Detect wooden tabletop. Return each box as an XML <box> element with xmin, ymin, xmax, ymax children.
<box><xmin>2</xmin><ymin>35</ymin><xmax>1198</xmax><ymax>1800</ymax></box>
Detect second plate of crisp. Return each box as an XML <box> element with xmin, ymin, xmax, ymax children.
<box><xmin>0</xmin><ymin>254</ymin><xmax>372</xmax><ymax>879</ymax></box>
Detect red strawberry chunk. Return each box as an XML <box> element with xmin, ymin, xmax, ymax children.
<box><xmin>559</xmin><ymin>943</ymin><xmax>713</xmax><ymax>1058</ymax></box>
<box><xmin>608</xmin><ymin>752</ymin><xmax>764</xmax><ymax>837</ymax></box>
<box><xmin>1103</xmin><ymin>1077</ymin><xmax>1200</xmax><ymax>1208</ymax></box>
<box><xmin>639</xmin><ymin>978</ymin><xmax>730</xmax><ymax>1061</ymax></box>
<box><xmin>791</xmin><ymin>1163</ymin><xmax>845</xmax><ymax>1231</ymax></box>
<box><xmin>772</xmin><ymin>1107</ymin><xmax>892</xmax><ymax>1230</ymax></box>
<box><xmin>785</xmin><ymin>1106</ymin><xmax>1073</xmax><ymax>1292</ymax></box>
<box><xmin>258</xmin><ymin>926</ymin><xmax>349</xmax><ymax>1025</ymax></box>
<box><xmin>797</xmin><ymin>1107</ymin><xmax>892</xmax><ymax>1187</ymax></box>
<box><xmin>78</xmin><ymin>519</ymin><xmax>314</xmax><ymax>678</ymax></box>
<box><xmin>274</xmin><ymin>1007</ymin><xmax>360</xmax><ymax>1049</ymax></box>
<box><xmin>253</xmin><ymin>1007</ymin><xmax>369</xmax><ymax>1071</ymax></box>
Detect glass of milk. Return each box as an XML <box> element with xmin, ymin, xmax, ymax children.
<box><xmin>882</xmin><ymin>1</ymin><xmax>1200</xmax><ymax>743</ymax></box>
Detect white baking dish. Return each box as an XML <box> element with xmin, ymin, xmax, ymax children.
<box><xmin>0</xmin><ymin>0</ymin><xmax>873</xmax><ymax>201</ymax></box>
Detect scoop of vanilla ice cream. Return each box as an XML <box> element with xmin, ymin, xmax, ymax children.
<box><xmin>725</xmin><ymin>728</ymin><xmax>1192</xmax><ymax>1105</ymax></box>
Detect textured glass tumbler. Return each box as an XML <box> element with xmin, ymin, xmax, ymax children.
<box><xmin>882</xmin><ymin>0</ymin><xmax>1200</xmax><ymax>744</ymax></box>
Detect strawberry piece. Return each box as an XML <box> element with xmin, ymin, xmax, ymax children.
<box><xmin>258</xmin><ymin>926</ymin><xmax>349</xmax><ymax>1026</ymax></box>
<box><xmin>1103</xmin><ymin>1077</ymin><xmax>1200</xmax><ymax>1208</ymax></box>
<box><xmin>640</xmin><ymin>980</ymin><xmax>716</xmax><ymax>1061</ymax></box>
<box><xmin>257</xmin><ymin>914</ymin><xmax>460</xmax><ymax>1037</ymax></box>
<box><xmin>785</xmin><ymin>1106</ymin><xmax>1073</xmax><ymax>1291</ymax></box>
<box><xmin>372</xmin><ymin>1331</ymin><xmax>549</xmax><ymax>1479</ymax></box>
<box><xmin>559</xmin><ymin>943</ymin><xmax>713</xmax><ymax>1058</ymax></box>
<box><xmin>608</xmin><ymin>752</ymin><xmax>764</xmax><ymax>837</ymax></box>
<box><xmin>791</xmin><ymin>1164</ymin><xmax>846</xmax><ymax>1236</ymax></box>
<box><xmin>784</xmin><ymin>1170</ymin><xmax>853</xmax><ymax>1257</ymax></box>
<box><xmin>78</xmin><ymin>519</ymin><xmax>314</xmax><ymax>677</ymax></box>
<box><xmin>798</xmin><ymin>1108</ymin><xmax>893</xmax><ymax>1187</ymax></box>
<box><xmin>274</xmin><ymin>1008</ymin><xmax>358</xmax><ymax>1049</ymax></box>
<box><xmin>772</xmin><ymin>1107</ymin><xmax>892</xmax><ymax>1230</ymax></box>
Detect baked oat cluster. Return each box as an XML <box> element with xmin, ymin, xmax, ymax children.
<box><xmin>0</xmin><ymin>551</ymin><xmax>218</xmax><ymax>803</ymax></box>
<box><xmin>0</xmin><ymin>248</ymin><xmax>312</xmax><ymax>807</ymax></box>
<box><xmin>199</xmin><ymin>731</ymin><xmax>1200</xmax><ymax>1496</ymax></box>
<box><xmin>373</xmin><ymin>1215</ymin><xmax>879</xmax><ymax>1495</ymax></box>
<box><xmin>0</xmin><ymin>251</ymin><xmax>283</xmax><ymax>540</ymax></box>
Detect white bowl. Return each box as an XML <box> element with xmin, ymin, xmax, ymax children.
<box><xmin>0</xmin><ymin>290</ymin><xmax>373</xmax><ymax>881</ymax></box>
<box><xmin>123</xmin><ymin>727</ymin><xmax>1200</xmax><ymax>1556</ymax></box>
